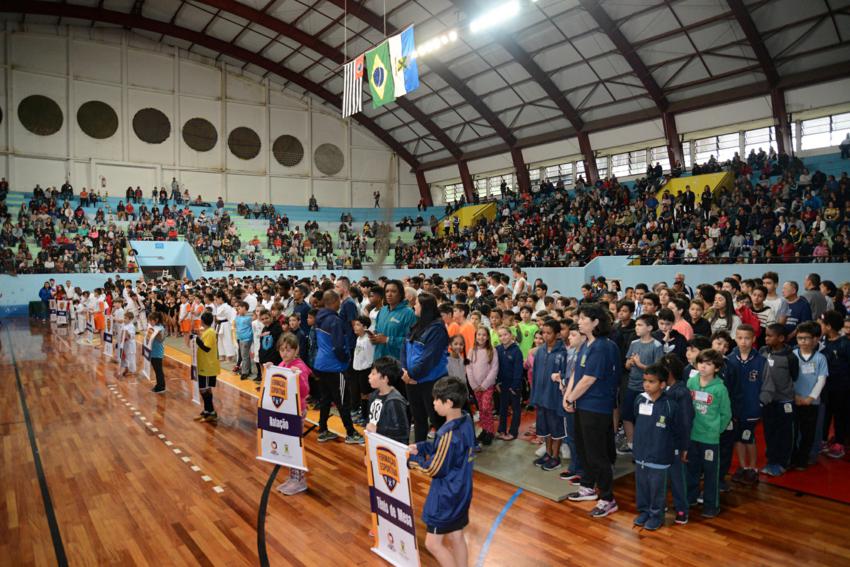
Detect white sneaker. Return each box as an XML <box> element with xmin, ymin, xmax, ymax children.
<box><xmin>281</xmin><ymin>478</ymin><xmax>307</xmax><ymax>496</ymax></box>
<box><xmin>276</xmin><ymin>479</ymin><xmax>295</xmax><ymax>494</ymax></box>
<box><xmin>535</xmin><ymin>444</ymin><xmax>547</xmax><ymax>457</ymax></box>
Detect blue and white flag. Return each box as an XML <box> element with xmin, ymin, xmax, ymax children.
<box><xmin>388</xmin><ymin>26</ymin><xmax>419</xmax><ymax>98</ymax></box>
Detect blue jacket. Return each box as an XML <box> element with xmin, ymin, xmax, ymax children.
<box><xmin>314</xmin><ymin>308</ymin><xmax>350</xmax><ymax>373</ymax></box>
<box><xmin>726</xmin><ymin>348</ymin><xmax>765</xmax><ymax>420</ymax></box>
<box><xmin>408</xmin><ymin>413</ymin><xmax>475</xmax><ymax>529</ymax></box>
<box><xmin>401</xmin><ymin>319</ymin><xmax>449</xmax><ymax>383</ymax></box>
<box><xmin>39</xmin><ymin>287</ymin><xmax>52</xmax><ymax>303</ymax></box>
<box><xmin>529</xmin><ymin>340</ymin><xmax>567</xmax><ymax>411</ymax></box>
<box><xmin>496</xmin><ymin>343</ymin><xmax>524</xmax><ymax>391</ymax></box>
<box><xmin>632</xmin><ymin>391</ymin><xmax>688</xmax><ymax>467</ymax></box>
<box><xmin>666</xmin><ymin>380</ymin><xmax>693</xmax><ymax>445</ymax></box>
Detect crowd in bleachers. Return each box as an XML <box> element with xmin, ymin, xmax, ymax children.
<box><xmin>2</xmin><ymin>149</ymin><xmax>848</xmax><ymax>274</ymax></box>
<box><xmin>391</xmin><ymin>150</ymin><xmax>849</xmax><ymax>268</ymax></box>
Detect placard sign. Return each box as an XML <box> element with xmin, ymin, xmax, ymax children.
<box><xmin>257</xmin><ymin>365</ymin><xmax>306</xmax><ymax>472</ymax></box>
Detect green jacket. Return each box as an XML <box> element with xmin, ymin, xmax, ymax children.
<box><xmin>686</xmin><ymin>373</ymin><xmax>732</xmax><ymax>445</ymax></box>
<box><xmin>374</xmin><ymin>300</ymin><xmax>416</xmax><ymax>360</ymax></box>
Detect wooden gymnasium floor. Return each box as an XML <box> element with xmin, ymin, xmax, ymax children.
<box><xmin>2</xmin><ymin>319</ymin><xmax>850</xmax><ymax>567</ymax></box>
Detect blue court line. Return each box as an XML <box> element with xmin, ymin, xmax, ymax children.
<box><xmin>475</xmin><ymin>488</ymin><xmax>523</xmax><ymax>567</ymax></box>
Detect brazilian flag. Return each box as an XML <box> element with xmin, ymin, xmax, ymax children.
<box><xmin>366</xmin><ymin>41</ymin><xmax>395</xmax><ymax>109</ymax></box>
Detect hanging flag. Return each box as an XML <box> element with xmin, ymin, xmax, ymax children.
<box><xmin>388</xmin><ymin>26</ymin><xmax>420</xmax><ymax>98</ymax></box>
<box><xmin>366</xmin><ymin>41</ymin><xmax>395</xmax><ymax>109</ymax></box>
<box><xmin>342</xmin><ymin>54</ymin><xmax>365</xmax><ymax>118</ymax></box>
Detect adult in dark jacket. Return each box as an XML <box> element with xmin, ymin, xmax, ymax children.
<box><xmin>314</xmin><ymin>290</ymin><xmax>362</xmax><ymax>444</ymax></box>
<box><xmin>401</xmin><ymin>293</ymin><xmax>449</xmax><ymax>443</ymax></box>
<box><xmin>39</xmin><ymin>282</ymin><xmax>53</xmax><ymax>320</ymax></box>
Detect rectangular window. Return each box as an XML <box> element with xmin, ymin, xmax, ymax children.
<box><xmin>628</xmin><ymin>149</ymin><xmax>647</xmax><ymax>176</ymax></box>
<box><xmin>694</xmin><ymin>135</ymin><xmax>718</xmax><ymax>164</ymax></box>
<box><xmin>744</xmin><ymin>126</ymin><xmax>775</xmax><ymax>157</ymax></box>
<box><xmin>649</xmin><ymin>146</ymin><xmax>670</xmax><ymax>172</ymax></box>
<box><xmin>801</xmin><ymin>116</ymin><xmax>831</xmax><ymax>150</ymax></box>
<box><xmin>831</xmin><ymin>112</ymin><xmax>850</xmax><ymax>146</ymax></box>
<box><xmin>611</xmin><ymin>152</ymin><xmax>630</xmax><ymax>177</ymax></box>
<box><xmin>717</xmin><ymin>133</ymin><xmax>739</xmax><ymax>162</ymax></box>
<box><xmin>475</xmin><ymin>178</ymin><xmax>489</xmax><ymax>199</ymax></box>
<box><xmin>684</xmin><ymin>142</ymin><xmax>693</xmax><ymax>169</ymax></box>
<box><xmin>443</xmin><ymin>183</ymin><xmax>464</xmax><ymax>203</ymax></box>
<box><xmin>596</xmin><ymin>157</ymin><xmax>608</xmax><ymax>179</ymax></box>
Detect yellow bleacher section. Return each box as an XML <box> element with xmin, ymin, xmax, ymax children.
<box><xmin>441</xmin><ymin>202</ymin><xmax>497</xmax><ymax>231</ymax></box>
<box><xmin>655</xmin><ymin>171</ymin><xmax>734</xmax><ymax>209</ymax></box>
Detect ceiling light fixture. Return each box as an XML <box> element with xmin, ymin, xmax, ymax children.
<box><xmin>469</xmin><ymin>0</ymin><xmax>520</xmax><ymax>34</ymax></box>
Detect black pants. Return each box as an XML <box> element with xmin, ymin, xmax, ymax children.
<box><xmin>315</xmin><ymin>370</ymin><xmax>355</xmax><ymax>436</ymax></box>
<box><xmin>791</xmin><ymin>405</ymin><xmax>819</xmax><ymax>468</ymax></box>
<box><xmin>823</xmin><ymin>389</ymin><xmax>850</xmax><ymax>446</ymax></box>
<box><xmin>351</xmin><ymin>368</ymin><xmax>372</xmax><ymax>416</ymax></box>
<box><xmin>407</xmin><ymin>379</ymin><xmax>444</xmax><ymax>443</ymax></box>
<box><xmin>763</xmin><ymin>401</ymin><xmax>795</xmax><ymax>467</ymax></box>
<box><xmin>498</xmin><ymin>387</ymin><xmax>522</xmax><ymax>437</ymax></box>
<box><xmin>719</xmin><ymin>425</ymin><xmax>736</xmax><ymax>481</ymax></box>
<box><xmin>152</xmin><ymin>357</ymin><xmax>165</xmax><ymax>389</ymax></box>
<box><xmin>575</xmin><ymin>409</ymin><xmax>616</xmax><ymax>501</ymax></box>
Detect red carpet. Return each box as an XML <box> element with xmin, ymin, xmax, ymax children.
<box><xmin>744</xmin><ymin>422</ymin><xmax>850</xmax><ymax>504</ymax></box>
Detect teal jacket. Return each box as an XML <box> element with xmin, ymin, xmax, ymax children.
<box><xmin>686</xmin><ymin>373</ymin><xmax>732</xmax><ymax>445</ymax></box>
<box><xmin>374</xmin><ymin>301</ymin><xmax>416</xmax><ymax>360</ymax></box>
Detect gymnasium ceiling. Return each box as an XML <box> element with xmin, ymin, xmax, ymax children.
<box><xmin>2</xmin><ymin>0</ymin><xmax>850</xmax><ymax>170</ymax></box>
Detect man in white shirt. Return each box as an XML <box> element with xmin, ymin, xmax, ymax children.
<box><xmin>243</xmin><ymin>282</ymin><xmax>258</xmax><ymax>313</ymax></box>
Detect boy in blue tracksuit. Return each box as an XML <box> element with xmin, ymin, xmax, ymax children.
<box><xmin>314</xmin><ymin>291</ymin><xmax>362</xmax><ymax>445</ymax></box>
<box><xmin>727</xmin><ymin>325</ymin><xmax>766</xmax><ymax>486</ymax></box>
<box><xmin>530</xmin><ymin>320</ymin><xmax>568</xmax><ymax>471</ymax></box>
<box><xmin>495</xmin><ymin>326</ymin><xmax>524</xmax><ymax>439</ymax></box>
<box><xmin>632</xmin><ymin>363</ymin><xmax>688</xmax><ymax>531</ymax></box>
<box><xmin>408</xmin><ymin>376</ymin><xmax>475</xmax><ymax>567</ymax></box>
<box><xmin>660</xmin><ymin>353</ymin><xmax>693</xmax><ymax>525</ymax></box>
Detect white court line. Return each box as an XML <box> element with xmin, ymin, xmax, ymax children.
<box><xmin>213</xmin><ymin>486</ymin><xmax>224</xmax><ymax>493</ymax></box>
<box><xmin>181</xmin><ymin>456</ymin><xmax>191</xmax><ymax>463</ymax></box>
<box><xmin>201</xmin><ymin>475</ymin><xmax>212</xmax><ymax>482</ymax></box>
<box><xmin>191</xmin><ymin>465</ymin><xmax>201</xmax><ymax>472</ymax></box>
<box><xmin>164</xmin><ymin>440</ymin><xmax>173</xmax><ymax>446</ymax></box>
<box><xmin>173</xmin><ymin>448</ymin><xmax>182</xmax><ymax>454</ymax></box>
<box><xmin>158</xmin><ymin>434</ymin><xmax>166</xmax><ymax>439</ymax></box>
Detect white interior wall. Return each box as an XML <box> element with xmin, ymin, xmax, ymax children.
<box><xmin>1</xmin><ymin>28</ymin><xmax>412</xmax><ymax>207</ymax></box>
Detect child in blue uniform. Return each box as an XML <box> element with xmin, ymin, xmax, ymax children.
<box><xmin>408</xmin><ymin>376</ymin><xmax>475</xmax><ymax>567</ymax></box>
<box><xmin>632</xmin><ymin>363</ymin><xmax>688</xmax><ymax>530</ymax></box>
<box><xmin>727</xmin><ymin>324</ymin><xmax>766</xmax><ymax>485</ymax></box>
<box><xmin>660</xmin><ymin>354</ymin><xmax>693</xmax><ymax>525</ymax></box>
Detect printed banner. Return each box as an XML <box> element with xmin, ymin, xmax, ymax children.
<box><xmin>365</xmin><ymin>431</ymin><xmax>419</xmax><ymax>567</ymax></box>
<box><xmin>190</xmin><ymin>333</ymin><xmax>200</xmax><ymax>405</ymax></box>
<box><xmin>257</xmin><ymin>365</ymin><xmax>307</xmax><ymax>471</ymax></box>
<box><xmin>141</xmin><ymin>325</ymin><xmax>160</xmax><ymax>380</ymax></box>
<box><xmin>103</xmin><ymin>316</ymin><xmax>114</xmax><ymax>358</ymax></box>
<box><xmin>56</xmin><ymin>300</ymin><xmax>69</xmax><ymax>326</ymax></box>
<box><xmin>49</xmin><ymin>299</ymin><xmax>57</xmax><ymax>322</ymax></box>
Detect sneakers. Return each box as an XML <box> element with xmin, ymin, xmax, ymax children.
<box><xmin>567</xmin><ymin>487</ymin><xmax>598</xmax><ymax>502</ymax></box>
<box><xmin>280</xmin><ymin>477</ymin><xmax>307</xmax><ymax>496</ymax></box>
<box><xmin>541</xmin><ymin>456</ymin><xmax>562</xmax><ymax>471</ymax></box>
<box><xmin>590</xmin><ymin>499</ymin><xmax>618</xmax><ymax>518</ymax></box>
<box><xmin>826</xmin><ymin>443</ymin><xmax>846</xmax><ymax>459</ymax></box>
<box><xmin>151</xmin><ymin>386</ymin><xmax>166</xmax><ymax>394</ymax></box>
<box><xmin>731</xmin><ymin>468</ymin><xmax>747</xmax><ymax>484</ymax></box>
<box><xmin>818</xmin><ymin>441</ymin><xmax>831</xmax><ymax>454</ymax></box>
<box><xmin>743</xmin><ymin>468</ymin><xmax>759</xmax><ymax>485</ymax></box>
<box><xmin>345</xmin><ymin>433</ymin><xmax>365</xmax><ymax>445</ymax></box>
<box><xmin>719</xmin><ymin>481</ymin><xmax>731</xmax><ymax>493</ymax></box>
<box><xmin>633</xmin><ymin>512</ymin><xmax>649</xmax><ymax>527</ymax></box>
<box><xmin>760</xmin><ymin>463</ymin><xmax>786</xmax><ymax>477</ymax></box>
<box><xmin>701</xmin><ymin>509</ymin><xmax>719</xmax><ymax>519</ymax></box>
<box><xmin>644</xmin><ymin>516</ymin><xmax>662</xmax><ymax>531</ymax></box>
<box><xmin>481</xmin><ymin>432</ymin><xmax>494</xmax><ymax>446</ymax></box>
<box><xmin>317</xmin><ymin>430</ymin><xmax>339</xmax><ymax>443</ymax></box>
<box><xmin>193</xmin><ymin>412</ymin><xmax>209</xmax><ymax>421</ymax></box>
<box><xmin>353</xmin><ymin>416</ymin><xmax>368</xmax><ymax>427</ymax></box>
<box><xmin>559</xmin><ymin>471</ymin><xmax>581</xmax><ymax>481</ymax></box>
<box><xmin>675</xmin><ymin>511</ymin><xmax>688</xmax><ymax>525</ymax></box>
<box><xmin>533</xmin><ymin>454</ymin><xmax>549</xmax><ymax>467</ymax></box>
<box><xmin>201</xmin><ymin>412</ymin><xmax>218</xmax><ymax>423</ymax></box>
<box><xmin>239</xmin><ymin>374</ymin><xmax>250</xmax><ymax>380</ymax></box>
<box><xmin>615</xmin><ymin>437</ymin><xmax>632</xmax><ymax>455</ymax></box>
